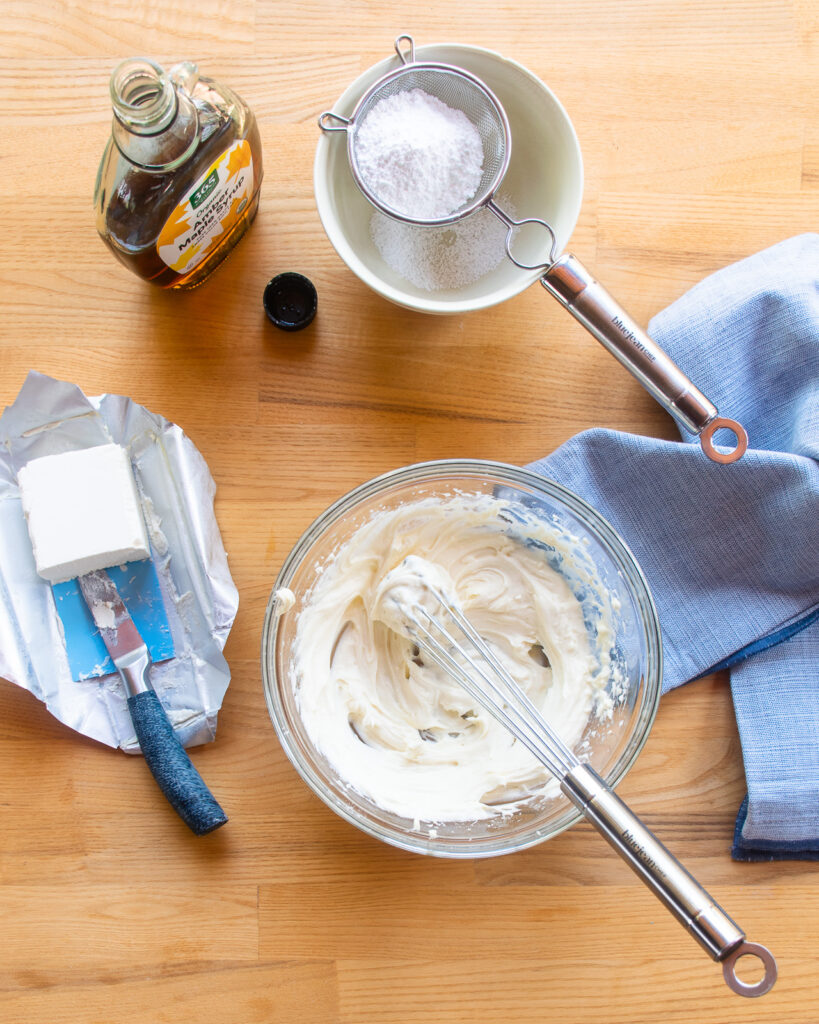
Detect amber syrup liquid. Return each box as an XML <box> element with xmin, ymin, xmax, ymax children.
<box><xmin>98</xmin><ymin>87</ymin><xmax>262</xmax><ymax>290</ymax></box>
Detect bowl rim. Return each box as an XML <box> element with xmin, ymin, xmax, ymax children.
<box><xmin>313</xmin><ymin>41</ymin><xmax>584</xmax><ymax>315</ymax></box>
<box><xmin>261</xmin><ymin>458</ymin><xmax>662</xmax><ymax>859</ymax></box>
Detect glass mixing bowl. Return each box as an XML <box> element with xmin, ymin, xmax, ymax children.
<box><xmin>262</xmin><ymin>460</ymin><xmax>662</xmax><ymax>858</ymax></box>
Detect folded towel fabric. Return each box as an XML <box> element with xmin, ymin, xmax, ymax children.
<box><xmin>530</xmin><ymin>233</ymin><xmax>819</xmax><ymax>859</ymax></box>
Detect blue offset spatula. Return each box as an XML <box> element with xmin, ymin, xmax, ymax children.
<box><xmin>78</xmin><ymin>568</ymin><xmax>227</xmax><ymax>836</ymax></box>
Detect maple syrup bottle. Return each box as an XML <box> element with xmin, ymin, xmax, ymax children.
<box><xmin>94</xmin><ymin>58</ymin><xmax>263</xmax><ymax>289</ymax></box>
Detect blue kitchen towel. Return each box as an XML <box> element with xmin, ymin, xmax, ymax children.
<box><xmin>529</xmin><ymin>233</ymin><xmax>819</xmax><ymax>860</ymax></box>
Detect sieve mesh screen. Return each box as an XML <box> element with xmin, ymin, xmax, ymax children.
<box><xmin>349</xmin><ymin>66</ymin><xmax>508</xmax><ymax>223</ymax></box>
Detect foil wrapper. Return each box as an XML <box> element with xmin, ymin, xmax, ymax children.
<box><xmin>0</xmin><ymin>371</ymin><xmax>239</xmax><ymax>752</ymax></box>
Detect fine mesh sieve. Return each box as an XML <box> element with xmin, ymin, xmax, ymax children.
<box><xmin>320</xmin><ymin>38</ymin><xmax>515</xmax><ymax>229</ymax></box>
<box><xmin>319</xmin><ymin>36</ymin><xmax>749</xmax><ymax>464</ymax></box>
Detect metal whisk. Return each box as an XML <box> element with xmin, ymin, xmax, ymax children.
<box><xmin>320</xmin><ymin>35</ymin><xmax>748</xmax><ymax>464</ymax></box>
<box><xmin>402</xmin><ymin>588</ymin><xmax>776</xmax><ymax>998</ymax></box>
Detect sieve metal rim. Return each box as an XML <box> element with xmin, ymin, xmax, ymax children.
<box><xmin>320</xmin><ymin>59</ymin><xmax>512</xmax><ymax>227</ymax></box>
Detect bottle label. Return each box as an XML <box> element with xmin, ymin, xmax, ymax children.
<box><xmin>156</xmin><ymin>140</ymin><xmax>254</xmax><ymax>273</ymax></box>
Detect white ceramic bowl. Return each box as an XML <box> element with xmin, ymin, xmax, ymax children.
<box><xmin>314</xmin><ymin>43</ymin><xmax>584</xmax><ymax>314</ymax></box>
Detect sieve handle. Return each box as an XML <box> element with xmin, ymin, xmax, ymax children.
<box><xmin>561</xmin><ymin>763</ymin><xmax>776</xmax><ymax>997</ymax></box>
<box><xmin>394</xmin><ymin>34</ymin><xmax>416</xmax><ymax>64</ymax></box>
<box><xmin>540</xmin><ymin>254</ymin><xmax>748</xmax><ymax>463</ymax></box>
<box><xmin>318</xmin><ymin>111</ymin><xmax>351</xmax><ymax>133</ymax></box>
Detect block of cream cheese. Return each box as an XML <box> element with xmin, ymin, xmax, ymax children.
<box><xmin>18</xmin><ymin>443</ymin><xmax>151</xmax><ymax>583</ymax></box>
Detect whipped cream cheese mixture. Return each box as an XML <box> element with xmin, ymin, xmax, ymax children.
<box><xmin>281</xmin><ymin>494</ymin><xmax>614</xmax><ymax>824</ymax></box>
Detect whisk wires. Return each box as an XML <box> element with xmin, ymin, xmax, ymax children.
<box><xmin>403</xmin><ymin>590</ymin><xmax>580</xmax><ymax>780</ymax></box>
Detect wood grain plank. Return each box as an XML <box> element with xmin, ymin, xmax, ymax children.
<box><xmin>259</xmin><ymin>878</ymin><xmax>810</xmax><ymax>962</ymax></box>
<box><xmin>336</xmin><ymin>956</ymin><xmax>818</xmax><ymax>1024</ymax></box>
<box><xmin>0</xmin><ymin>962</ymin><xmax>338</xmax><ymax>1024</ymax></box>
<box><xmin>0</xmin><ymin>886</ymin><xmax>258</xmax><ymax>969</ymax></box>
<box><xmin>0</xmin><ymin>2</ymin><xmax>256</xmax><ymax>57</ymax></box>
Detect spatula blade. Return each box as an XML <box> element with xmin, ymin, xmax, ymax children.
<box><xmin>77</xmin><ymin>569</ymin><xmax>147</xmax><ymax>664</ymax></box>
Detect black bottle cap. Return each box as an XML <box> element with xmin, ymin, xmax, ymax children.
<box><xmin>263</xmin><ymin>273</ymin><xmax>317</xmax><ymax>331</ymax></box>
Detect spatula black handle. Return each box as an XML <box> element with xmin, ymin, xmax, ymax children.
<box><xmin>128</xmin><ymin>690</ymin><xmax>228</xmax><ymax>835</ymax></box>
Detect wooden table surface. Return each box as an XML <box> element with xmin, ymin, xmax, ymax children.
<box><xmin>2</xmin><ymin>2</ymin><xmax>817</xmax><ymax>1021</ymax></box>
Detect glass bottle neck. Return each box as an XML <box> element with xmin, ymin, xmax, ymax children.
<box><xmin>110</xmin><ymin>58</ymin><xmax>199</xmax><ymax>171</ymax></box>
<box><xmin>111</xmin><ymin>58</ymin><xmax>178</xmax><ymax>133</ymax></box>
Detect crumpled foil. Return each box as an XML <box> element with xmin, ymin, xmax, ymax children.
<box><xmin>0</xmin><ymin>371</ymin><xmax>239</xmax><ymax>752</ymax></box>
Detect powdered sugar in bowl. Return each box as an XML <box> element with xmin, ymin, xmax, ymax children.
<box><xmin>354</xmin><ymin>87</ymin><xmax>486</xmax><ymax>221</ymax></box>
<box><xmin>314</xmin><ymin>42</ymin><xmax>583</xmax><ymax>314</ymax></box>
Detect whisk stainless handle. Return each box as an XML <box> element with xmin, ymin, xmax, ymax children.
<box><xmin>540</xmin><ymin>254</ymin><xmax>748</xmax><ymax>464</ymax></box>
<box><xmin>561</xmin><ymin>762</ymin><xmax>777</xmax><ymax>997</ymax></box>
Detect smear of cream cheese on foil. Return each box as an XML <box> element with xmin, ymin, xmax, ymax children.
<box><xmin>283</xmin><ymin>493</ymin><xmax>614</xmax><ymax>824</ymax></box>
